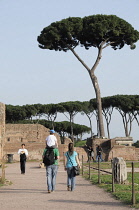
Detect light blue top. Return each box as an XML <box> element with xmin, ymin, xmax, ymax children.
<box><xmin>64</xmin><ymin>151</ymin><xmax>78</xmax><ymax>168</ymax></box>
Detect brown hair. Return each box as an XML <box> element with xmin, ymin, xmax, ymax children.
<box><xmin>68</xmin><ymin>143</ymin><xmax>74</xmax><ymax>155</ymax></box>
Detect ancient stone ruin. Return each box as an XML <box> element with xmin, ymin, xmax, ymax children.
<box><xmin>0</xmin><ymin>102</ymin><xmax>5</xmax><ymax>161</ymax></box>
<box><xmin>1</xmin><ymin>102</ymin><xmax>139</xmax><ymax>162</ymax></box>
<box><xmin>87</xmin><ymin>137</ymin><xmax>139</xmax><ymax>161</ymax></box>
<box><xmin>3</xmin><ymin>123</ymin><xmax>87</xmax><ymax>161</ymax></box>
<box><xmin>112</xmin><ymin>157</ymin><xmax>127</xmax><ymax>184</ymax></box>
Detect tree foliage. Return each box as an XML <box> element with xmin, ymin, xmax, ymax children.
<box><xmin>58</xmin><ymin>101</ymin><xmax>82</xmax><ymax>142</ymax></box>
<box><xmin>6</xmin><ymin>94</ymin><xmax>139</xmax><ymax>140</ymax></box>
<box><xmin>38</xmin><ymin>15</ymin><xmax>139</xmax><ymax>51</ymax></box>
<box><xmin>38</xmin><ymin>15</ymin><xmax>139</xmax><ymax>138</ymax></box>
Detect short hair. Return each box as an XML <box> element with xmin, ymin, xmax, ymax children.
<box><xmin>21</xmin><ymin>144</ymin><xmax>25</xmax><ymax>146</ymax></box>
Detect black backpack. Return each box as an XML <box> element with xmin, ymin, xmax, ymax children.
<box><xmin>20</xmin><ymin>153</ymin><xmax>26</xmax><ymax>161</ymax></box>
<box><xmin>43</xmin><ymin>148</ymin><xmax>55</xmax><ymax>166</ymax></box>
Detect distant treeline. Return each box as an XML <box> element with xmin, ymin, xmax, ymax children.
<box><xmin>6</xmin><ymin>95</ymin><xmax>139</xmax><ymax>140</ymax></box>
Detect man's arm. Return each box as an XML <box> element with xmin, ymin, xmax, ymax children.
<box><xmin>55</xmin><ymin>149</ymin><xmax>60</xmax><ymax>160</ymax></box>
<box><xmin>18</xmin><ymin>149</ymin><xmax>21</xmax><ymax>155</ymax></box>
<box><xmin>64</xmin><ymin>155</ymin><xmax>67</xmax><ymax>170</ymax></box>
<box><xmin>25</xmin><ymin>149</ymin><xmax>28</xmax><ymax>156</ymax></box>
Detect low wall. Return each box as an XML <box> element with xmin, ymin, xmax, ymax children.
<box><xmin>87</xmin><ymin>137</ymin><xmax>138</xmax><ymax>161</ymax></box>
<box><xmin>0</xmin><ymin>102</ymin><xmax>5</xmax><ymax>161</ymax></box>
<box><xmin>5</xmin><ymin>124</ymin><xmax>50</xmax><ymax>143</ymax></box>
<box><xmin>3</xmin><ymin>141</ymin><xmax>88</xmax><ymax>162</ymax></box>
<box><xmin>108</xmin><ymin>145</ymin><xmax>137</xmax><ymax>161</ymax></box>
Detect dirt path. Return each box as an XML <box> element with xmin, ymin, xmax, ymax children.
<box><xmin>0</xmin><ymin>161</ymin><xmax>135</xmax><ymax>210</ymax></box>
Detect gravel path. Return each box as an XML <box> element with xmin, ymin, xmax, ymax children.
<box><xmin>0</xmin><ymin>161</ymin><xmax>135</xmax><ymax>210</ymax></box>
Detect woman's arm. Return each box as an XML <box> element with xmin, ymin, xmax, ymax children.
<box><xmin>75</xmin><ymin>155</ymin><xmax>81</xmax><ymax>168</ymax></box>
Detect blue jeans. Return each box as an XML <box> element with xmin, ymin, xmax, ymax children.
<box><xmin>96</xmin><ymin>154</ymin><xmax>103</xmax><ymax>162</ymax></box>
<box><xmin>46</xmin><ymin>165</ymin><xmax>58</xmax><ymax>191</ymax></box>
<box><xmin>67</xmin><ymin>167</ymin><xmax>76</xmax><ymax>191</ymax></box>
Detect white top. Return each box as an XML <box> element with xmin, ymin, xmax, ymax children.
<box><xmin>18</xmin><ymin>148</ymin><xmax>28</xmax><ymax>156</ymax></box>
<box><xmin>46</xmin><ymin>135</ymin><xmax>57</xmax><ymax>147</ymax></box>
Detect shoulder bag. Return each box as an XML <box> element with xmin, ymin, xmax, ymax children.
<box><xmin>67</xmin><ymin>152</ymin><xmax>80</xmax><ymax>176</ymax></box>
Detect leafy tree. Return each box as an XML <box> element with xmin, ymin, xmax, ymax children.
<box><xmin>72</xmin><ymin>123</ymin><xmax>91</xmax><ymax>140</ymax></box>
<box><xmin>54</xmin><ymin>121</ymin><xmax>70</xmax><ymax>144</ymax></box>
<box><xmin>37</xmin><ymin>14</ymin><xmax>139</xmax><ymax>138</ymax></box>
<box><xmin>40</xmin><ymin>104</ymin><xmax>59</xmax><ymax>129</ymax></box>
<box><xmin>6</xmin><ymin>105</ymin><xmax>14</xmax><ymax>123</ymax></box>
<box><xmin>23</xmin><ymin>104</ymin><xmax>38</xmax><ymax>120</ymax></box>
<box><xmin>133</xmin><ymin>140</ymin><xmax>139</xmax><ymax>148</ymax></box>
<box><xmin>81</xmin><ymin>101</ymin><xmax>94</xmax><ymax>137</ymax></box>
<box><xmin>111</xmin><ymin>95</ymin><xmax>135</xmax><ymax>137</ymax></box>
<box><xmin>33</xmin><ymin>103</ymin><xmax>43</xmax><ymax>119</ymax></box>
<box><xmin>15</xmin><ymin>119</ymin><xmax>90</xmax><ymax>144</ymax></box>
<box><xmin>58</xmin><ymin>101</ymin><xmax>82</xmax><ymax>142</ymax></box>
<box><xmin>129</xmin><ymin>95</ymin><xmax>139</xmax><ymax>128</ymax></box>
<box><xmin>101</xmin><ymin>97</ymin><xmax>114</xmax><ymax>139</ymax></box>
<box><xmin>6</xmin><ymin>105</ymin><xmax>26</xmax><ymax>123</ymax></box>
<box><xmin>54</xmin><ymin>121</ymin><xmax>90</xmax><ymax>143</ymax></box>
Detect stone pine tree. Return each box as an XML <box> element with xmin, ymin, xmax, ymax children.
<box><xmin>58</xmin><ymin>101</ymin><xmax>82</xmax><ymax>142</ymax></box>
<box><xmin>37</xmin><ymin>14</ymin><xmax>139</xmax><ymax>138</ymax></box>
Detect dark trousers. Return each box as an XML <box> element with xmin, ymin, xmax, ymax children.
<box><xmin>20</xmin><ymin>160</ymin><xmax>26</xmax><ymax>174</ymax></box>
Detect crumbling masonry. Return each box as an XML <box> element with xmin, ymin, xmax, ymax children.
<box><xmin>0</xmin><ymin>102</ymin><xmax>5</xmax><ymax>161</ymax></box>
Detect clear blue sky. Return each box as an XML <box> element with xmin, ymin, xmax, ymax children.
<box><xmin>0</xmin><ymin>0</ymin><xmax>139</xmax><ymax>141</ymax></box>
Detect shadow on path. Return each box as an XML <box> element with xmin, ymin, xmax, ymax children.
<box><xmin>48</xmin><ymin>199</ymin><xmax>129</xmax><ymax>207</ymax></box>
<box><xmin>0</xmin><ymin>188</ymin><xmax>46</xmax><ymax>194</ymax></box>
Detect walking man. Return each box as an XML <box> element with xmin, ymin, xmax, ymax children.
<box><xmin>18</xmin><ymin>144</ymin><xmax>28</xmax><ymax>174</ymax></box>
<box><xmin>42</xmin><ymin>146</ymin><xmax>59</xmax><ymax>193</ymax></box>
<box><xmin>96</xmin><ymin>145</ymin><xmax>103</xmax><ymax>162</ymax></box>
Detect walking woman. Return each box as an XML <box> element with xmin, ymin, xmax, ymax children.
<box><xmin>64</xmin><ymin>143</ymin><xmax>81</xmax><ymax>191</ymax></box>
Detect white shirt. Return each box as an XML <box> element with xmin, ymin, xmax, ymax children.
<box><xmin>18</xmin><ymin>148</ymin><xmax>28</xmax><ymax>156</ymax></box>
<box><xmin>46</xmin><ymin>135</ymin><xmax>57</xmax><ymax>147</ymax></box>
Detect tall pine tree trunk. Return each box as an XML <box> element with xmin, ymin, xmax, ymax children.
<box><xmin>90</xmin><ymin>73</ymin><xmax>105</xmax><ymax>137</ymax></box>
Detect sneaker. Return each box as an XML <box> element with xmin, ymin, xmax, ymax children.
<box><xmin>48</xmin><ymin>190</ymin><xmax>51</xmax><ymax>193</ymax></box>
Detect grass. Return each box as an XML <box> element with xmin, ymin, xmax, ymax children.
<box><xmin>126</xmin><ymin>161</ymin><xmax>139</xmax><ymax>168</ymax></box>
<box><xmin>84</xmin><ymin>161</ymin><xmax>112</xmax><ymax>169</ymax></box>
<box><xmin>84</xmin><ymin>160</ymin><xmax>138</xmax><ymax>169</ymax></box>
<box><xmin>74</xmin><ymin>140</ymin><xmax>87</xmax><ymax>147</ymax></box>
<box><xmin>83</xmin><ymin>162</ymin><xmax>139</xmax><ymax>208</ymax></box>
<box><xmin>0</xmin><ymin>178</ymin><xmax>12</xmax><ymax>187</ymax></box>
<box><xmin>0</xmin><ymin>178</ymin><xmax>6</xmax><ymax>186</ymax></box>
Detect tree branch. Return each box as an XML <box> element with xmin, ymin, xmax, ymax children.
<box><xmin>68</xmin><ymin>46</ymin><xmax>91</xmax><ymax>73</ymax></box>
<box><xmin>90</xmin><ymin>43</ymin><xmax>104</xmax><ymax>72</ymax></box>
<box><xmin>102</xmin><ymin>41</ymin><xmax>115</xmax><ymax>49</ymax></box>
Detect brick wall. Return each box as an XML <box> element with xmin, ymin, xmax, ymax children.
<box><xmin>87</xmin><ymin>137</ymin><xmax>138</xmax><ymax>161</ymax></box>
<box><xmin>108</xmin><ymin>145</ymin><xmax>137</xmax><ymax>161</ymax></box>
<box><xmin>4</xmin><ymin>123</ymin><xmax>75</xmax><ymax>161</ymax></box>
<box><xmin>0</xmin><ymin>102</ymin><xmax>5</xmax><ymax>160</ymax></box>
<box><xmin>3</xmin><ymin>141</ymin><xmax>88</xmax><ymax>163</ymax></box>
<box><xmin>5</xmin><ymin>124</ymin><xmax>50</xmax><ymax>143</ymax></box>
<box><xmin>5</xmin><ymin>124</ymin><xmax>72</xmax><ymax>146</ymax></box>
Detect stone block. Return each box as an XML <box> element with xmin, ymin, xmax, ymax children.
<box><xmin>112</xmin><ymin>157</ymin><xmax>127</xmax><ymax>184</ymax></box>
